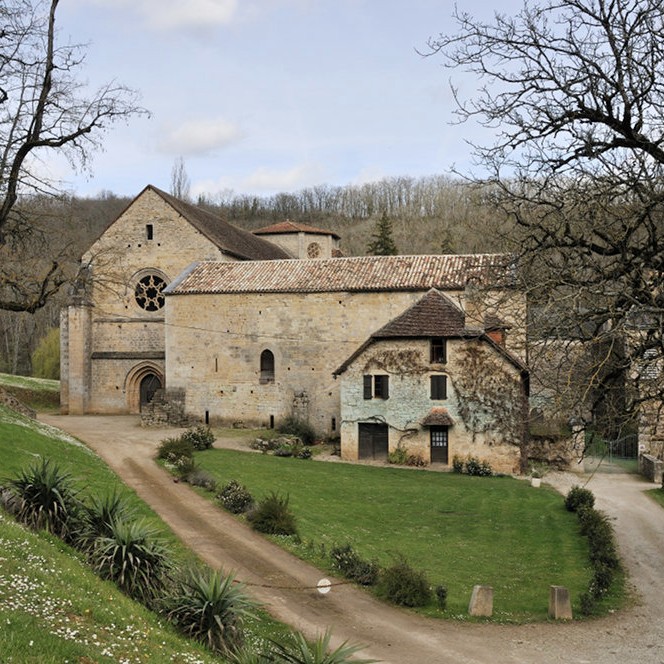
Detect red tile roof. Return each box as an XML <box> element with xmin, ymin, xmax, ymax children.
<box><xmin>166</xmin><ymin>254</ymin><xmax>514</xmax><ymax>295</ymax></box>
<box><xmin>254</xmin><ymin>220</ymin><xmax>340</xmax><ymax>239</ymax></box>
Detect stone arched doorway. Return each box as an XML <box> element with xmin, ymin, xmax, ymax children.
<box><xmin>139</xmin><ymin>373</ymin><xmax>162</xmax><ymax>410</ymax></box>
<box><xmin>125</xmin><ymin>362</ymin><xmax>164</xmax><ymax>414</ymax></box>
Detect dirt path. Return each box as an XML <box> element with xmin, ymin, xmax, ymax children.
<box><xmin>39</xmin><ymin>414</ymin><xmax>664</xmax><ymax>663</ymax></box>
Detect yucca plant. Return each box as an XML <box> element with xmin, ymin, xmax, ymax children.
<box><xmin>6</xmin><ymin>458</ymin><xmax>81</xmax><ymax>541</ymax></box>
<box><xmin>76</xmin><ymin>488</ymin><xmax>134</xmax><ymax>553</ymax></box>
<box><xmin>164</xmin><ymin>568</ymin><xmax>256</xmax><ymax>656</ymax></box>
<box><xmin>92</xmin><ymin>517</ymin><xmax>171</xmax><ymax>605</ymax></box>
<box><xmin>269</xmin><ymin>630</ymin><xmax>376</xmax><ymax>664</ymax></box>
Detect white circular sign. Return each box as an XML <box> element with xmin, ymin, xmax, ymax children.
<box><xmin>317</xmin><ymin>578</ymin><xmax>332</xmax><ymax>594</ymax></box>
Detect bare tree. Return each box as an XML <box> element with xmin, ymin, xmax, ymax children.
<box><xmin>170</xmin><ymin>156</ymin><xmax>191</xmax><ymax>201</ymax></box>
<box><xmin>426</xmin><ymin>0</ymin><xmax>664</xmax><ymax>436</ymax></box>
<box><xmin>0</xmin><ymin>0</ymin><xmax>147</xmax><ymax>313</ymax></box>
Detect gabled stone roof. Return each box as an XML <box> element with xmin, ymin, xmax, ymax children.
<box><xmin>254</xmin><ymin>220</ymin><xmax>341</xmax><ymax>240</ymax></box>
<box><xmin>166</xmin><ymin>254</ymin><xmax>514</xmax><ymax>295</ymax></box>
<box><xmin>372</xmin><ymin>289</ymin><xmax>466</xmax><ymax>338</ymax></box>
<box><xmin>148</xmin><ymin>186</ymin><xmax>290</xmax><ymax>261</ymax></box>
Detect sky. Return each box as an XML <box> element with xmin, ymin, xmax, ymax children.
<box><xmin>53</xmin><ymin>0</ymin><xmax>524</xmax><ymax>200</ymax></box>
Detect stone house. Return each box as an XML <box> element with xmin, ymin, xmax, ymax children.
<box><xmin>333</xmin><ymin>289</ymin><xmax>529</xmax><ymax>473</ymax></box>
<box><xmin>163</xmin><ymin>254</ymin><xmax>525</xmax><ymax>444</ymax></box>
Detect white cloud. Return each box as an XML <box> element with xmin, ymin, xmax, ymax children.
<box><xmin>193</xmin><ymin>162</ymin><xmax>327</xmax><ymax>197</ymax></box>
<box><xmin>157</xmin><ymin>118</ymin><xmax>244</xmax><ymax>156</ymax></box>
<box><xmin>242</xmin><ymin>163</ymin><xmax>326</xmax><ymax>192</ymax></box>
<box><xmin>89</xmin><ymin>0</ymin><xmax>238</xmax><ymax>30</ymax></box>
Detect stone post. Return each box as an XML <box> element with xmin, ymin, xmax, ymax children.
<box><xmin>548</xmin><ymin>585</ymin><xmax>573</xmax><ymax>620</ymax></box>
<box><xmin>468</xmin><ymin>585</ymin><xmax>493</xmax><ymax>617</ymax></box>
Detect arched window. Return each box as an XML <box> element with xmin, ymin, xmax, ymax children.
<box><xmin>260</xmin><ymin>349</ymin><xmax>275</xmax><ymax>384</ymax></box>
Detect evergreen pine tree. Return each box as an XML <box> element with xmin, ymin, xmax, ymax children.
<box><xmin>367</xmin><ymin>211</ymin><xmax>398</xmax><ymax>255</ymax></box>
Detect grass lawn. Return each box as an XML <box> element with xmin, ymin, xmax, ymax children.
<box><xmin>0</xmin><ymin>372</ymin><xmax>60</xmax><ymax>412</ymax></box>
<box><xmin>195</xmin><ymin>447</ymin><xmax>606</xmax><ymax>622</ymax></box>
<box><xmin>646</xmin><ymin>488</ymin><xmax>664</xmax><ymax>509</ymax></box>
<box><xmin>0</xmin><ymin>405</ymin><xmax>289</xmax><ymax>658</ymax></box>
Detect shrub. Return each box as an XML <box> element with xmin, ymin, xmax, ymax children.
<box><xmin>180</xmin><ymin>425</ymin><xmax>216</xmax><ymax>451</ymax></box>
<box><xmin>296</xmin><ymin>447</ymin><xmax>312</xmax><ymax>460</ymax></box>
<box><xmin>6</xmin><ymin>458</ymin><xmax>81</xmax><ymax>541</ymax></box>
<box><xmin>247</xmin><ymin>492</ymin><xmax>298</xmax><ymax>537</ymax></box>
<box><xmin>268</xmin><ymin>630</ymin><xmax>376</xmax><ymax>664</ymax></box>
<box><xmin>565</xmin><ymin>486</ymin><xmax>595</xmax><ymax>512</ymax></box>
<box><xmin>452</xmin><ymin>455</ymin><xmax>465</xmax><ymax>473</ymax></box>
<box><xmin>164</xmin><ymin>568</ymin><xmax>256</xmax><ymax>656</ymax></box>
<box><xmin>218</xmin><ymin>480</ymin><xmax>254</xmax><ymax>514</ymax></box>
<box><xmin>92</xmin><ymin>517</ymin><xmax>171</xmax><ymax>605</ymax></box>
<box><xmin>251</xmin><ymin>437</ymin><xmax>280</xmax><ymax>453</ymax></box>
<box><xmin>184</xmin><ymin>468</ymin><xmax>217</xmax><ymax>492</ymax></box>
<box><xmin>435</xmin><ymin>585</ymin><xmax>448</xmax><ymax>610</ymax></box>
<box><xmin>76</xmin><ymin>488</ymin><xmax>134</xmax><ymax>553</ymax></box>
<box><xmin>377</xmin><ymin>555</ymin><xmax>432</xmax><ymax>607</ymax></box>
<box><xmin>465</xmin><ymin>456</ymin><xmax>493</xmax><ymax>477</ymax></box>
<box><xmin>157</xmin><ymin>436</ymin><xmax>194</xmax><ymax>463</ymax></box>
<box><xmin>388</xmin><ymin>445</ymin><xmax>409</xmax><ymax>465</ymax></box>
<box><xmin>329</xmin><ymin>544</ymin><xmax>380</xmax><ymax>586</ymax></box>
<box><xmin>277</xmin><ymin>416</ymin><xmax>318</xmax><ymax>446</ymax></box>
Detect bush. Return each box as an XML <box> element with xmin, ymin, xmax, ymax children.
<box><xmin>277</xmin><ymin>416</ymin><xmax>318</xmax><ymax>446</ymax></box>
<box><xmin>164</xmin><ymin>568</ymin><xmax>256</xmax><ymax>657</ymax></box>
<box><xmin>329</xmin><ymin>544</ymin><xmax>380</xmax><ymax>586</ymax></box>
<box><xmin>465</xmin><ymin>456</ymin><xmax>493</xmax><ymax>477</ymax></box>
<box><xmin>218</xmin><ymin>480</ymin><xmax>254</xmax><ymax>514</ymax></box>
<box><xmin>435</xmin><ymin>585</ymin><xmax>448</xmax><ymax>611</ymax></box>
<box><xmin>452</xmin><ymin>455</ymin><xmax>465</xmax><ymax>474</ymax></box>
<box><xmin>377</xmin><ymin>555</ymin><xmax>432</xmax><ymax>607</ymax></box>
<box><xmin>6</xmin><ymin>458</ymin><xmax>81</xmax><ymax>541</ymax></box>
<box><xmin>180</xmin><ymin>425</ymin><xmax>216</xmax><ymax>451</ymax></box>
<box><xmin>157</xmin><ymin>436</ymin><xmax>194</xmax><ymax>463</ymax></box>
<box><xmin>92</xmin><ymin>517</ymin><xmax>171</xmax><ymax>605</ymax></box>
<box><xmin>247</xmin><ymin>492</ymin><xmax>298</xmax><ymax>537</ymax></box>
<box><xmin>184</xmin><ymin>468</ymin><xmax>217</xmax><ymax>491</ymax></box>
<box><xmin>565</xmin><ymin>486</ymin><xmax>595</xmax><ymax>512</ymax></box>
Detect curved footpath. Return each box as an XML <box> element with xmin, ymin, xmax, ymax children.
<box><xmin>39</xmin><ymin>414</ymin><xmax>664</xmax><ymax>664</ymax></box>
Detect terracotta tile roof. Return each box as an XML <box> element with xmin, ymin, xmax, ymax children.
<box><xmin>254</xmin><ymin>220</ymin><xmax>341</xmax><ymax>240</ymax></box>
<box><xmin>166</xmin><ymin>254</ymin><xmax>514</xmax><ymax>295</ymax></box>
<box><xmin>148</xmin><ymin>186</ymin><xmax>290</xmax><ymax>261</ymax></box>
<box><xmin>421</xmin><ymin>408</ymin><xmax>455</xmax><ymax>426</ymax></box>
<box><xmin>373</xmin><ymin>289</ymin><xmax>466</xmax><ymax>338</ymax></box>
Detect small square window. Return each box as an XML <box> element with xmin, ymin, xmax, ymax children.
<box><xmin>363</xmin><ymin>374</ymin><xmax>390</xmax><ymax>399</ymax></box>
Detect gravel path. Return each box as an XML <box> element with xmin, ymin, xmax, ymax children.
<box><xmin>39</xmin><ymin>414</ymin><xmax>664</xmax><ymax>663</ymax></box>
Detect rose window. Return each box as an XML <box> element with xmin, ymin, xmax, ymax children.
<box><xmin>134</xmin><ymin>274</ymin><xmax>166</xmax><ymax>311</ymax></box>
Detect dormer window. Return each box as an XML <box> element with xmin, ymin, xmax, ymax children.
<box><xmin>146</xmin><ymin>224</ymin><xmax>154</xmax><ymax>240</ymax></box>
<box><xmin>430</xmin><ymin>338</ymin><xmax>446</xmax><ymax>364</ymax></box>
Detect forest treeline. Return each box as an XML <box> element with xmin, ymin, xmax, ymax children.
<box><xmin>1</xmin><ymin>174</ymin><xmax>512</xmax><ymax>376</ymax></box>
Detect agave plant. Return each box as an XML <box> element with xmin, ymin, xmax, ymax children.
<box><xmin>6</xmin><ymin>458</ymin><xmax>81</xmax><ymax>541</ymax></box>
<box><xmin>76</xmin><ymin>488</ymin><xmax>134</xmax><ymax>554</ymax></box>
<box><xmin>164</xmin><ymin>568</ymin><xmax>256</xmax><ymax>656</ymax></box>
<box><xmin>92</xmin><ymin>517</ymin><xmax>171</xmax><ymax>605</ymax></box>
<box><xmin>269</xmin><ymin>630</ymin><xmax>376</xmax><ymax>664</ymax></box>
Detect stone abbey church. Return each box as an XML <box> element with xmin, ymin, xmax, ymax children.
<box><xmin>61</xmin><ymin>185</ymin><xmax>530</xmax><ymax>472</ymax></box>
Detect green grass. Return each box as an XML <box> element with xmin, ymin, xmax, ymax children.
<box><xmin>646</xmin><ymin>488</ymin><xmax>664</xmax><ymax>509</ymax></box>
<box><xmin>0</xmin><ymin>372</ymin><xmax>60</xmax><ymax>412</ymax></box>
<box><xmin>195</xmin><ymin>448</ymin><xmax>604</xmax><ymax>622</ymax></box>
<box><xmin>0</xmin><ymin>513</ymin><xmax>218</xmax><ymax>663</ymax></box>
<box><xmin>0</xmin><ymin>405</ymin><xmax>289</xmax><ymax>658</ymax></box>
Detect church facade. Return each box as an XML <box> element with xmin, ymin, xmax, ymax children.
<box><xmin>61</xmin><ymin>185</ymin><xmax>529</xmax><ymax>472</ymax></box>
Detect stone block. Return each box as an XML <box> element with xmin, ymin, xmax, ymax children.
<box><xmin>548</xmin><ymin>585</ymin><xmax>573</xmax><ymax>620</ymax></box>
<box><xmin>468</xmin><ymin>585</ymin><xmax>493</xmax><ymax>617</ymax></box>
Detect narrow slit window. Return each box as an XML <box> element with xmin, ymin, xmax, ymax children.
<box><xmin>146</xmin><ymin>224</ymin><xmax>154</xmax><ymax>240</ymax></box>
